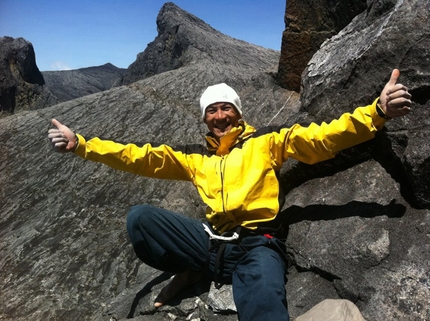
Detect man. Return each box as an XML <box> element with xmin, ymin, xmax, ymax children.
<box><xmin>48</xmin><ymin>69</ymin><xmax>412</xmax><ymax>320</ymax></box>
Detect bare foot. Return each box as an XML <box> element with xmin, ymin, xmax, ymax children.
<box><xmin>154</xmin><ymin>269</ymin><xmax>204</xmax><ymax>307</ymax></box>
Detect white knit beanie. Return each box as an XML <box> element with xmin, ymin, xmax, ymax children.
<box><xmin>199</xmin><ymin>83</ymin><xmax>242</xmax><ymax>120</ymax></box>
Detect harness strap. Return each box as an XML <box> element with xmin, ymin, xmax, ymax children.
<box><xmin>203</xmin><ymin>224</ymin><xmax>242</xmax><ymax>288</ymax></box>
<box><xmin>213</xmin><ymin>242</ymin><xmax>227</xmax><ymax>289</ymax></box>
<box><xmin>203</xmin><ymin>224</ymin><xmax>286</xmax><ymax>288</ymax></box>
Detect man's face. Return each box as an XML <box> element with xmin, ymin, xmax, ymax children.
<box><xmin>204</xmin><ymin>102</ymin><xmax>240</xmax><ymax>139</ymax></box>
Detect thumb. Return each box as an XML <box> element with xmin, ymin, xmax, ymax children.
<box><xmin>387</xmin><ymin>69</ymin><xmax>400</xmax><ymax>86</ymax></box>
<box><xmin>51</xmin><ymin>118</ymin><xmax>63</xmax><ymax>129</ymax></box>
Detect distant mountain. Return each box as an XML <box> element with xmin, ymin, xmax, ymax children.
<box><xmin>42</xmin><ymin>63</ymin><xmax>126</xmax><ymax>103</ymax></box>
<box><xmin>0</xmin><ymin>37</ymin><xmax>126</xmax><ymax>114</ymax></box>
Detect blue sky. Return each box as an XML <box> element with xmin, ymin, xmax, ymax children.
<box><xmin>0</xmin><ymin>0</ymin><xmax>286</xmax><ymax>71</ymax></box>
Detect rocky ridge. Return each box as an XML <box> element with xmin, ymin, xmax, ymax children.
<box><xmin>0</xmin><ymin>1</ymin><xmax>429</xmax><ymax>321</ymax></box>
<box><xmin>42</xmin><ymin>63</ymin><xmax>126</xmax><ymax>103</ymax></box>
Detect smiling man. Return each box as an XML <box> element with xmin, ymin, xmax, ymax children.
<box><xmin>48</xmin><ymin>70</ymin><xmax>412</xmax><ymax>321</ymax></box>
<box><xmin>200</xmin><ymin>83</ymin><xmax>242</xmax><ymax>138</ymax></box>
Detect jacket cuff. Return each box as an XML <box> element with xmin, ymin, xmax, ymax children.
<box><xmin>74</xmin><ymin>133</ymin><xmax>86</xmax><ymax>157</ymax></box>
<box><xmin>371</xmin><ymin>98</ymin><xmax>387</xmax><ymax>130</ymax></box>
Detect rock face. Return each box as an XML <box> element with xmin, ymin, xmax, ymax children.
<box><xmin>0</xmin><ymin>1</ymin><xmax>429</xmax><ymax>321</ymax></box>
<box><xmin>42</xmin><ymin>63</ymin><xmax>126</xmax><ymax>103</ymax></box>
<box><xmin>0</xmin><ymin>37</ymin><xmax>56</xmax><ymax>115</ymax></box>
<box><xmin>299</xmin><ymin>0</ymin><xmax>430</xmax><ymax>209</ymax></box>
<box><xmin>276</xmin><ymin>0</ymin><xmax>367</xmax><ymax>92</ymax></box>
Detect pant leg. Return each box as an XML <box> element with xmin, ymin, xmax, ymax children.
<box><xmin>232</xmin><ymin>244</ymin><xmax>289</xmax><ymax>321</ymax></box>
<box><xmin>126</xmin><ymin>204</ymin><xmax>210</xmax><ymax>273</ymax></box>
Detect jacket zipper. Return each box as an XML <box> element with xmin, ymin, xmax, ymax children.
<box><xmin>220</xmin><ymin>156</ymin><xmax>226</xmax><ymax>214</ymax></box>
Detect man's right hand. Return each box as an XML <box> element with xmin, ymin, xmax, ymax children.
<box><xmin>48</xmin><ymin>119</ymin><xmax>78</xmax><ymax>153</ymax></box>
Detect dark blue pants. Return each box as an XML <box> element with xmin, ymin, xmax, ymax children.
<box><xmin>126</xmin><ymin>204</ymin><xmax>289</xmax><ymax>321</ymax></box>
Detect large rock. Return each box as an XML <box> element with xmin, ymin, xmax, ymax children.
<box><xmin>279</xmin><ymin>0</ymin><xmax>430</xmax><ymax>319</ymax></box>
<box><xmin>283</xmin><ymin>160</ymin><xmax>430</xmax><ymax>319</ymax></box>
<box><xmin>0</xmin><ymin>37</ymin><xmax>56</xmax><ymax>115</ymax></box>
<box><xmin>300</xmin><ymin>0</ymin><xmax>430</xmax><ymax>208</ymax></box>
<box><xmin>0</xmin><ymin>1</ymin><xmax>429</xmax><ymax>321</ymax></box>
<box><xmin>276</xmin><ymin>0</ymin><xmax>367</xmax><ymax>92</ymax></box>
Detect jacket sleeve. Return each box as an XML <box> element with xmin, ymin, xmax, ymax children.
<box><xmin>271</xmin><ymin>98</ymin><xmax>387</xmax><ymax>165</ymax></box>
<box><xmin>73</xmin><ymin>135</ymin><xmax>193</xmax><ymax>181</ymax></box>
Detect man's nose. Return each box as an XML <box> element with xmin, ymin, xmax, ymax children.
<box><xmin>214</xmin><ymin>109</ymin><xmax>226</xmax><ymax>119</ymax></box>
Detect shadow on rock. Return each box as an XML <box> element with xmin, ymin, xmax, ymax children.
<box><xmin>281</xmin><ymin>200</ymin><xmax>406</xmax><ymax>226</ymax></box>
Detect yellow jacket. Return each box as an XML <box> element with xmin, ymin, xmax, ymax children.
<box><xmin>74</xmin><ymin>99</ymin><xmax>386</xmax><ymax>233</ymax></box>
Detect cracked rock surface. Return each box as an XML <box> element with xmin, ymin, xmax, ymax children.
<box><xmin>1</xmin><ymin>1</ymin><xmax>429</xmax><ymax>320</ymax></box>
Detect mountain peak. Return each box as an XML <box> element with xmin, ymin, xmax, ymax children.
<box><xmin>121</xmin><ymin>2</ymin><xmax>279</xmax><ymax>85</ymax></box>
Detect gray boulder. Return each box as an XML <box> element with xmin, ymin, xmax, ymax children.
<box><xmin>280</xmin><ymin>0</ymin><xmax>430</xmax><ymax>319</ymax></box>
<box><xmin>300</xmin><ymin>0</ymin><xmax>430</xmax><ymax>208</ymax></box>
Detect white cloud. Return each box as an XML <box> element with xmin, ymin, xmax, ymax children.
<box><xmin>49</xmin><ymin>61</ymin><xmax>73</xmax><ymax>71</ymax></box>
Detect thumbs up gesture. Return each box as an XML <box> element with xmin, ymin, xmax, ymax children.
<box><xmin>48</xmin><ymin>119</ymin><xmax>78</xmax><ymax>153</ymax></box>
<box><xmin>379</xmin><ymin>69</ymin><xmax>412</xmax><ymax>119</ymax></box>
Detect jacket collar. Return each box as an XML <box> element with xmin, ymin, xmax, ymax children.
<box><xmin>205</xmin><ymin>120</ymin><xmax>255</xmax><ymax>156</ymax></box>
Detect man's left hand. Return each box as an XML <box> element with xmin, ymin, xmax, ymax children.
<box><xmin>379</xmin><ymin>69</ymin><xmax>412</xmax><ymax>119</ymax></box>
